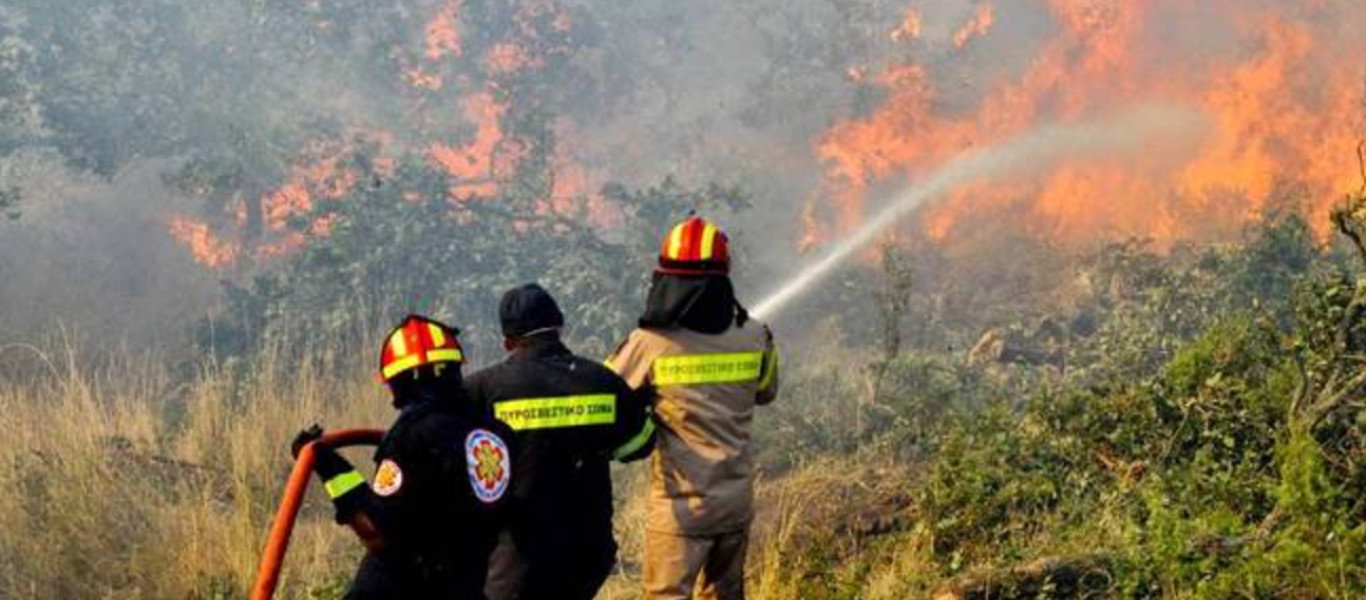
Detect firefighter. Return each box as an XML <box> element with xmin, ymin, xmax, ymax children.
<box><xmin>466</xmin><ymin>283</ymin><xmax>655</xmax><ymax>600</ymax></box>
<box><xmin>606</xmin><ymin>216</ymin><xmax>780</xmax><ymax>600</ymax></box>
<box><xmin>291</xmin><ymin>314</ymin><xmax>514</xmax><ymax>600</ymax></box>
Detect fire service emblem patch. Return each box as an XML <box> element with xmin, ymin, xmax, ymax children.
<box><xmin>465</xmin><ymin>429</ymin><xmax>510</xmax><ymax>504</ymax></box>
<box><xmin>372</xmin><ymin>459</ymin><xmax>403</xmax><ymax>497</ymax></box>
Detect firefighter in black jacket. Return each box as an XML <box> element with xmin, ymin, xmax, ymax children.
<box><xmin>292</xmin><ymin>315</ymin><xmax>515</xmax><ymax>600</ymax></box>
<box><xmin>466</xmin><ymin>283</ymin><xmax>656</xmax><ymax>600</ymax></box>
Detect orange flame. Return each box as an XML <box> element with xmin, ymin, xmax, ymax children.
<box><xmin>167</xmin><ymin>216</ymin><xmax>240</xmax><ymax>269</ymax></box>
<box><xmin>429</xmin><ymin>92</ymin><xmax>514</xmax><ymax>198</ymax></box>
<box><xmin>952</xmin><ymin>4</ymin><xmax>995</xmax><ymax>49</ymax></box>
<box><xmin>261</xmin><ymin>139</ymin><xmax>368</xmax><ymax>234</ymax></box>
<box><xmin>406</xmin><ymin>69</ymin><xmax>444</xmax><ymax>90</ymax></box>
<box><xmin>485</xmin><ymin>43</ymin><xmax>539</xmax><ymax>74</ymax></box>
<box><xmin>891</xmin><ymin>8</ymin><xmax>923</xmax><ymax>42</ymax></box>
<box><xmin>168</xmin><ymin>0</ymin><xmax>609</xmax><ymax>270</ymax></box>
<box><xmin>817</xmin><ymin>0</ymin><xmax>1365</xmax><ymax>248</ymax></box>
<box><xmin>426</xmin><ymin>1</ymin><xmax>464</xmax><ymax>60</ymax></box>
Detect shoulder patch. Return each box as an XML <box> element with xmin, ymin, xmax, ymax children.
<box><xmin>465</xmin><ymin>429</ymin><xmax>510</xmax><ymax>504</ymax></box>
<box><xmin>372</xmin><ymin>459</ymin><xmax>403</xmax><ymax>497</ymax></box>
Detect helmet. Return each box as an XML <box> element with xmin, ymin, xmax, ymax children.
<box><xmin>379</xmin><ymin>315</ymin><xmax>465</xmax><ymax>382</ymax></box>
<box><xmin>657</xmin><ymin>216</ymin><xmax>730</xmax><ymax>276</ymax></box>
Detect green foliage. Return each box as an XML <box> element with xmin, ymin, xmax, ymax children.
<box><xmin>205</xmin><ymin>163</ymin><xmax>747</xmax><ymax>359</ymax></box>
<box><xmin>920</xmin><ymin>405</ymin><xmax>1074</xmax><ymax>568</ymax></box>
<box><xmin>760</xmin><ymin>211</ymin><xmax>1366</xmax><ymax>599</ymax></box>
<box><xmin>1067</xmin><ymin>212</ymin><xmax>1321</xmax><ymax>386</ymax></box>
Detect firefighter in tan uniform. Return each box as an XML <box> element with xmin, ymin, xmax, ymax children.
<box><xmin>607</xmin><ymin>216</ymin><xmax>779</xmax><ymax>600</ymax></box>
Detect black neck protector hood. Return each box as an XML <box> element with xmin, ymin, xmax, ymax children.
<box><xmin>388</xmin><ymin>365</ymin><xmax>469</xmax><ymax>412</ymax></box>
<box><xmin>638</xmin><ymin>272</ymin><xmax>749</xmax><ymax>334</ymax></box>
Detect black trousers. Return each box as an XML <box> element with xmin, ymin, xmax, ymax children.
<box><xmin>345</xmin><ymin>553</ymin><xmax>487</xmax><ymax>600</ymax></box>
<box><xmin>484</xmin><ymin>531</ymin><xmax>616</xmax><ymax>600</ymax></box>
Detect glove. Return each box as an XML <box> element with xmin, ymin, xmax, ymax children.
<box><xmin>291</xmin><ymin>424</ymin><xmax>325</xmax><ymax>459</ymax></box>
<box><xmin>290</xmin><ymin>425</ymin><xmax>352</xmax><ymax>480</ymax></box>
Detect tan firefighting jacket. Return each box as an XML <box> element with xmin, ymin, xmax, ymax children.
<box><xmin>607</xmin><ymin>320</ymin><xmax>779</xmax><ymax>535</ymax></box>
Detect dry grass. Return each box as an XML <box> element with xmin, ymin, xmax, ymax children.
<box><xmin>0</xmin><ymin>341</ymin><xmax>892</xmax><ymax>600</ymax></box>
<box><xmin>0</xmin><ymin>343</ymin><xmax>387</xmax><ymax>600</ymax></box>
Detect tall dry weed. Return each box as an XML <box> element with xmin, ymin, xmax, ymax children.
<box><xmin>0</xmin><ymin>336</ymin><xmax>854</xmax><ymax>600</ymax></box>
<box><xmin>0</xmin><ymin>340</ymin><xmax>390</xmax><ymax>600</ymax></box>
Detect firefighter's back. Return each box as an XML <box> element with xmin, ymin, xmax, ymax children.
<box><xmin>615</xmin><ymin>319</ymin><xmax>777</xmax><ymax>535</ymax></box>
<box><xmin>467</xmin><ymin>342</ymin><xmax>629</xmax><ymax>548</ymax></box>
<box><xmin>466</xmin><ymin>285</ymin><xmax>654</xmax><ymax>600</ymax></box>
<box><xmin>346</xmin><ymin>401</ymin><xmax>514</xmax><ymax>600</ymax></box>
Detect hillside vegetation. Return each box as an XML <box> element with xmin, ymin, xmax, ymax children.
<box><xmin>6</xmin><ymin>196</ymin><xmax>1366</xmax><ymax>600</ymax></box>
<box><xmin>3</xmin><ymin>1</ymin><xmax>1366</xmax><ymax>598</ymax></box>
<box><xmin>744</xmin><ymin>202</ymin><xmax>1366</xmax><ymax>599</ymax></box>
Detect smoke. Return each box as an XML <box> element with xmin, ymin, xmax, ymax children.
<box><xmin>0</xmin><ymin>152</ymin><xmax>216</xmax><ymax>352</ymax></box>
<box><xmin>0</xmin><ymin>0</ymin><xmax>1362</xmax><ymax>349</ymax></box>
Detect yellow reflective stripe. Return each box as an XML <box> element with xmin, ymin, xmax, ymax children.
<box><xmin>667</xmin><ymin>223</ymin><xmax>684</xmax><ymax>259</ymax></box>
<box><xmin>613</xmin><ymin>417</ymin><xmax>655</xmax><ymax>460</ymax></box>
<box><xmin>758</xmin><ymin>345</ymin><xmax>779</xmax><ymax>392</ymax></box>
<box><xmin>602</xmin><ymin>356</ymin><xmax>615</xmax><ymax>370</ymax></box>
<box><xmin>494</xmin><ymin>394</ymin><xmax>617</xmax><ymax>430</ymax></box>
<box><xmin>427</xmin><ymin>348</ymin><xmax>464</xmax><ymax>363</ymax></box>
<box><xmin>324</xmin><ymin>470</ymin><xmax>366</xmax><ymax>499</ymax></box>
<box><xmin>382</xmin><ymin>355</ymin><xmax>421</xmax><ymax>379</ymax></box>
<box><xmin>390</xmin><ymin>332</ymin><xmax>408</xmax><ymax>357</ymax></box>
<box><xmin>699</xmin><ymin>224</ymin><xmax>718</xmax><ymax>260</ymax></box>
<box><xmin>428</xmin><ymin>324</ymin><xmax>446</xmax><ymax>347</ymax></box>
<box><xmin>652</xmin><ymin>352</ymin><xmax>764</xmax><ymax>386</ymax></box>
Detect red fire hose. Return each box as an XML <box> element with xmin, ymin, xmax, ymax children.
<box><xmin>249</xmin><ymin>428</ymin><xmax>384</xmax><ymax>600</ymax></box>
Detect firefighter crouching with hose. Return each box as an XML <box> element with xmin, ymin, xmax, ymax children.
<box><xmin>290</xmin><ymin>315</ymin><xmax>515</xmax><ymax>600</ymax></box>
<box><xmin>607</xmin><ymin>216</ymin><xmax>780</xmax><ymax>600</ymax></box>
<box><xmin>467</xmin><ymin>283</ymin><xmax>656</xmax><ymax>600</ymax></box>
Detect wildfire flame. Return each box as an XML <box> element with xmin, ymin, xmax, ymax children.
<box><xmin>817</xmin><ymin>0</ymin><xmax>1366</xmax><ymax>248</ymax></box>
<box><xmin>891</xmin><ymin>8</ymin><xmax>923</xmax><ymax>42</ymax></box>
<box><xmin>426</xmin><ymin>1</ymin><xmax>464</xmax><ymax>60</ymax></box>
<box><xmin>952</xmin><ymin>4</ymin><xmax>994</xmax><ymax>50</ymax></box>
<box><xmin>167</xmin><ymin>216</ymin><xmax>239</xmax><ymax>270</ymax></box>
<box><xmin>171</xmin><ymin>0</ymin><xmax>596</xmax><ymax>269</ymax></box>
<box><xmin>430</xmin><ymin>92</ymin><xmax>517</xmax><ymax>198</ymax></box>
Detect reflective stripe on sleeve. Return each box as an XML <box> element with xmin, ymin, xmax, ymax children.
<box><xmin>612</xmin><ymin>417</ymin><xmax>656</xmax><ymax>460</ymax></box>
<box><xmin>651</xmin><ymin>352</ymin><xmax>764</xmax><ymax>386</ymax></box>
<box><xmin>324</xmin><ymin>470</ymin><xmax>366</xmax><ymax>499</ymax></box>
<box><xmin>757</xmin><ymin>345</ymin><xmax>779</xmax><ymax>392</ymax></box>
<box><xmin>494</xmin><ymin>394</ymin><xmax>617</xmax><ymax>430</ymax></box>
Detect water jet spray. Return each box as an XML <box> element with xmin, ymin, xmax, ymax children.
<box><xmin>751</xmin><ymin>103</ymin><xmax>1207</xmax><ymax>320</ymax></box>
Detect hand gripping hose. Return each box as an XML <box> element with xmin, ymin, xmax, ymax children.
<box><xmin>249</xmin><ymin>428</ymin><xmax>384</xmax><ymax>600</ymax></box>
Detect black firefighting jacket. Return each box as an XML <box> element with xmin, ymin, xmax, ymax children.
<box><xmin>318</xmin><ymin>396</ymin><xmax>516</xmax><ymax>600</ymax></box>
<box><xmin>464</xmin><ymin>339</ymin><xmax>655</xmax><ymax>589</ymax></box>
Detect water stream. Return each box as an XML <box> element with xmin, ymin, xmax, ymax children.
<box><xmin>751</xmin><ymin>103</ymin><xmax>1206</xmax><ymax>320</ymax></box>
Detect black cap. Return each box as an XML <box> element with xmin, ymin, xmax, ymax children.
<box><xmin>499</xmin><ymin>283</ymin><xmax>565</xmax><ymax>338</ymax></box>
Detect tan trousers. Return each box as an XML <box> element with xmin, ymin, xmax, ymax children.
<box><xmin>643</xmin><ymin>528</ymin><xmax>749</xmax><ymax>600</ymax></box>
